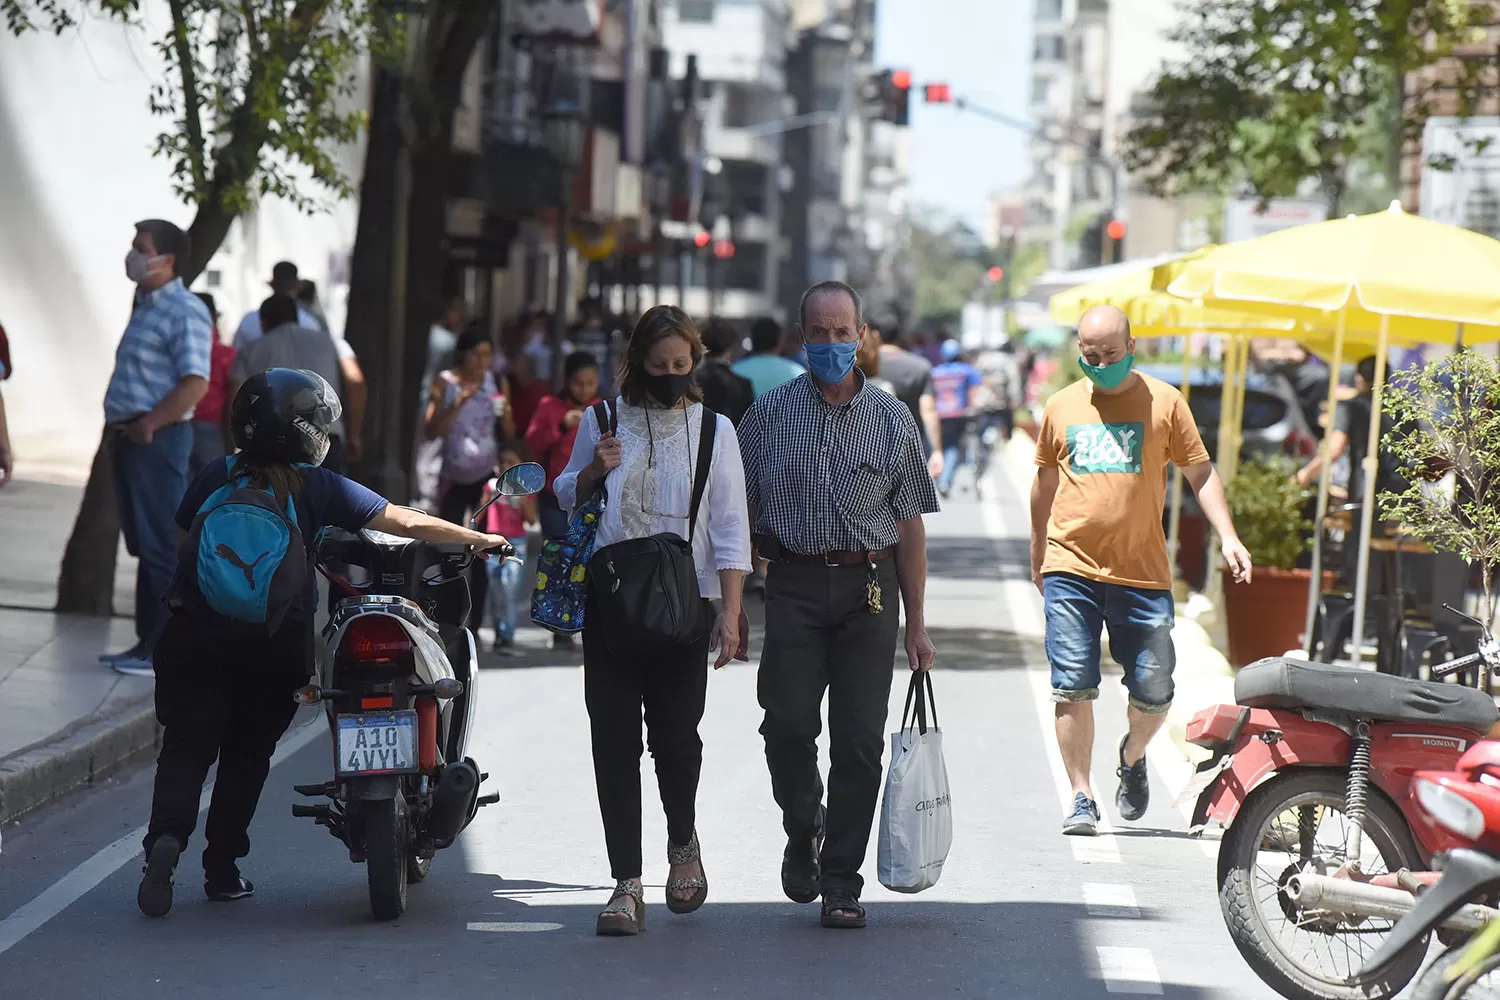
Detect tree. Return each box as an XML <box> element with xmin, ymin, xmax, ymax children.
<box><xmin>5</xmin><ymin>0</ymin><xmax>393</xmax><ymax>611</ymax></box>
<box><xmin>1121</xmin><ymin>0</ymin><xmax>1483</xmax><ymax>215</ymax></box>
<box><xmin>1380</xmin><ymin>352</ymin><xmax>1500</xmax><ymax>645</ymax></box>
<box><xmin>909</xmin><ymin>210</ymin><xmax>989</xmax><ymax>327</ymax></box>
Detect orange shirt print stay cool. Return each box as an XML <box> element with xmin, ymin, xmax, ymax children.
<box><xmin>1034</xmin><ymin>373</ymin><xmax>1209</xmax><ymax>590</ymax></box>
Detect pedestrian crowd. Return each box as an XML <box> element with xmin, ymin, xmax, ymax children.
<box><xmin>17</xmin><ymin>219</ymin><xmax>1259</xmax><ymax>935</ymax></box>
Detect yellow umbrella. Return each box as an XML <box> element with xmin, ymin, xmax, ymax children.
<box><xmin>1167</xmin><ymin>201</ymin><xmax>1500</xmax><ymax>669</ymax></box>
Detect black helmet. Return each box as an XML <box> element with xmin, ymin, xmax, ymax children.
<box><xmin>230</xmin><ymin>368</ymin><xmax>341</xmax><ymax>466</ymax></box>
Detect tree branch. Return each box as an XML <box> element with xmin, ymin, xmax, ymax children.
<box><xmin>166</xmin><ymin>0</ymin><xmax>207</xmax><ymax>191</ymax></box>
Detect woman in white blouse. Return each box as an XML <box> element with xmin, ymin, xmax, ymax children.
<box><xmin>554</xmin><ymin>305</ymin><xmax>753</xmax><ymax>936</ymax></box>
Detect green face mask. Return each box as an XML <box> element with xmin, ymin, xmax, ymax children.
<box><xmin>1078</xmin><ymin>353</ymin><xmax>1135</xmax><ymax>390</ymax></box>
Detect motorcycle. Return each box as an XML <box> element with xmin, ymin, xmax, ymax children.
<box><xmin>1183</xmin><ymin>605</ymin><xmax>1500</xmax><ymax>1000</ymax></box>
<box><xmin>290</xmin><ymin>462</ymin><xmax>545</xmax><ymax>920</ymax></box>
<box><xmin>1360</xmin><ymin>740</ymin><xmax>1500</xmax><ymax>999</ymax></box>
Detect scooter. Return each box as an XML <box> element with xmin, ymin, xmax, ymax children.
<box><xmin>1183</xmin><ymin>605</ymin><xmax>1500</xmax><ymax>1000</ymax></box>
<box><xmin>1360</xmin><ymin>741</ymin><xmax>1500</xmax><ymax>999</ymax></box>
<box><xmin>291</xmin><ymin>462</ymin><xmax>545</xmax><ymax>921</ymax></box>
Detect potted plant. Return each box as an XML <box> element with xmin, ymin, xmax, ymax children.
<box><xmin>1221</xmin><ymin>457</ymin><xmax>1315</xmax><ymax>666</ymax></box>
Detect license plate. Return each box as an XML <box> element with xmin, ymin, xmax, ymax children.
<box><xmin>336</xmin><ymin>711</ymin><xmax>419</xmax><ymax>776</ymax></box>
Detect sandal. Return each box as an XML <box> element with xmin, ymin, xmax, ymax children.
<box><xmin>666</xmin><ymin>832</ymin><xmax>708</xmax><ymax>915</ymax></box>
<box><xmin>595</xmin><ymin>878</ymin><xmax>646</xmax><ymax>936</ymax></box>
<box><xmin>820</xmin><ymin>888</ymin><xmax>866</xmax><ymax>929</ymax></box>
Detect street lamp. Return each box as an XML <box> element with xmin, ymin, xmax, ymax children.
<box><xmin>542</xmin><ymin>60</ymin><xmax>590</xmax><ymax>381</ymax></box>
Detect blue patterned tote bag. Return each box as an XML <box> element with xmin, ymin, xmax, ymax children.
<box><xmin>530</xmin><ymin>401</ymin><xmax>614</xmax><ymax>635</ymax></box>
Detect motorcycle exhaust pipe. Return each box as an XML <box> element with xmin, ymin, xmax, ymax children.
<box><xmin>1285</xmin><ymin>873</ymin><xmax>1499</xmax><ymax>933</ymax></box>
<box><xmin>426</xmin><ymin>760</ymin><xmax>480</xmax><ymax>849</ymax></box>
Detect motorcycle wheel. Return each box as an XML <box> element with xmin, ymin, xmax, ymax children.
<box><xmin>1218</xmin><ymin>768</ymin><xmax>1428</xmax><ymax>1000</ymax></box>
<box><xmin>1412</xmin><ymin>946</ymin><xmax>1500</xmax><ymax>1000</ymax></box>
<box><xmin>365</xmin><ymin>798</ymin><xmax>409</xmax><ymax>921</ymax></box>
<box><xmin>408</xmin><ymin>853</ymin><xmax>432</xmax><ymax>883</ymax></box>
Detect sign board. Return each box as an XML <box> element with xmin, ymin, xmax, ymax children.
<box><xmin>1223</xmin><ymin>198</ymin><xmax>1327</xmax><ymax>243</ymax></box>
<box><xmin>961</xmin><ymin>303</ymin><xmax>1009</xmax><ymax>349</ymax></box>
<box><xmin>1419</xmin><ymin>116</ymin><xmax>1500</xmax><ymax>238</ymax></box>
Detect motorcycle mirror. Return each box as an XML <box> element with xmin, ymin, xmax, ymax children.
<box><xmin>1443</xmin><ymin>603</ymin><xmax>1490</xmax><ymax>633</ymax></box>
<box><xmin>497</xmin><ymin>462</ymin><xmax>546</xmax><ymax>497</ymax></box>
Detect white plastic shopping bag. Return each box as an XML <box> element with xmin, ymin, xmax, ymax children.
<box><xmin>877</xmin><ymin>673</ymin><xmax>953</xmax><ymax>893</ymax></box>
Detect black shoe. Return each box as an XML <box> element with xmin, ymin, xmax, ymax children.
<box><xmin>137</xmin><ymin>836</ymin><xmax>181</xmax><ymax>917</ymax></box>
<box><xmin>781</xmin><ymin>809</ymin><xmax>825</xmax><ymax>904</ymax></box>
<box><xmin>205</xmin><ymin>868</ymin><xmax>255</xmax><ymax>902</ymax></box>
<box><xmin>1116</xmin><ymin>735</ymin><xmax>1150</xmax><ymax>822</ymax></box>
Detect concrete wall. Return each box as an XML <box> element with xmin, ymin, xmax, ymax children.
<box><xmin>0</xmin><ymin>10</ymin><xmax>364</xmax><ymax>479</ymax></box>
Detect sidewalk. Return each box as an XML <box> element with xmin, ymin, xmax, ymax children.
<box><xmin>0</xmin><ymin>478</ymin><xmax>154</xmax><ymax>826</ymax></box>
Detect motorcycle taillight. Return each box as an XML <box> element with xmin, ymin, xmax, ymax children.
<box><xmin>346</xmin><ymin>616</ymin><xmax>413</xmax><ymax>665</ymax></box>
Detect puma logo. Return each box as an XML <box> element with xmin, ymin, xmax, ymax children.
<box><xmin>215</xmin><ymin>544</ymin><xmax>270</xmax><ymax>588</ymax></box>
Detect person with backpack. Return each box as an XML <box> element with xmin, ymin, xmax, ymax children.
<box><xmin>552</xmin><ymin>305</ymin><xmax>752</xmax><ymax>936</ymax></box>
<box><xmin>136</xmin><ymin>367</ymin><xmax>513</xmax><ymax>918</ymax></box>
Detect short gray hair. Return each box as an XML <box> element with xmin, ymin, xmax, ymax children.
<box><xmin>798</xmin><ymin>280</ymin><xmax>863</xmax><ymax>330</ymax></box>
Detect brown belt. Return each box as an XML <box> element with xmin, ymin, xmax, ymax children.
<box><xmin>763</xmin><ymin>543</ymin><xmax>895</xmax><ymax>567</ymax></box>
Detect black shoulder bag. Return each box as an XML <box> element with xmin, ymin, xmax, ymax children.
<box><xmin>587</xmin><ymin>406</ymin><xmax>717</xmax><ymax>655</ymax></box>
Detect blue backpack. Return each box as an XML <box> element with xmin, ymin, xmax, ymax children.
<box><xmin>167</xmin><ymin>471</ymin><xmax>309</xmax><ymax>633</ymax></box>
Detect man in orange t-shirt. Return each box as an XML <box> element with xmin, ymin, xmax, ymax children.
<box><xmin>1031</xmin><ymin>305</ymin><xmax>1252</xmax><ymax>836</ymax></box>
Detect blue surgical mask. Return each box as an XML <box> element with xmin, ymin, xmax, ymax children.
<box><xmin>804</xmin><ymin>340</ymin><xmax>859</xmax><ymax>384</ymax></box>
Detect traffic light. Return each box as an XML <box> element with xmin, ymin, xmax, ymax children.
<box><xmin>694</xmin><ymin>230</ymin><xmax>711</xmax><ymax>248</ymax></box>
<box><xmin>875</xmin><ymin>69</ymin><xmax>911</xmax><ymax>126</ymax></box>
<box><xmin>1106</xmin><ymin>219</ymin><xmax>1126</xmax><ymax>241</ymax></box>
<box><xmin>987</xmin><ymin>266</ymin><xmax>1004</xmax><ymax>282</ymax></box>
<box><xmin>924</xmin><ymin>83</ymin><xmax>952</xmax><ymax>104</ymax></box>
<box><xmin>1102</xmin><ymin>219</ymin><xmax>1126</xmax><ymax>264</ymax></box>
<box><xmin>713</xmin><ymin>240</ymin><xmax>736</xmax><ymax>259</ymax></box>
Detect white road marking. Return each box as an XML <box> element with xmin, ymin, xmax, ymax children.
<box><xmin>467</xmin><ymin>921</ymin><xmax>563</xmax><ymax>933</ymax></box>
<box><xmin>1096</xmin><ymin>946</ymin><xmax>1164</xmax><ymax>994</ymax></box>
<box><xmin>1025</xmin><ymin>667</ymin><xmax>1123</xmax><ymax>864</ymax></box>
<box><xmin>0</xmin><ymin>719</ymin><xmax>327</xmax><ymax>957</ymax></box>
<box><xmin>1083</xmin><ymin>883</ymin><xmax>1140</xmax><ymax>917</ymax></box>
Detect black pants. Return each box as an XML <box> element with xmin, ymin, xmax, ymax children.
<box><xmin>758</xmin><ymin>558</ymin><xmax>899</xmax><ymax>896</ymax></box>
<box><xmin>143</xmin><ymin>613</ymin><xmax>310</xmax><ymax>874</ymax></box>
<box><xmin>439</xmin><ymin>477</ymin><xmax>489</xmax><ymax>629</ymax></box>
<box><xmin>583</xmin><ymin>595</ymin><xmax>711</xmax><ymax>879</ymax></box>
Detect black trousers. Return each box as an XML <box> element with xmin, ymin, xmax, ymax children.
<box><xmin>758</xmin><ymin>558</ymin><xmax>899</xmax><ymax>896</ymax></box>
<box><xmin>583</xmin><ymin>595</ymin><xmax>711</xmax><ymax>879</ymax></box>
<box><xmin>144</xmin><ymin>613</ymin><xmax>310</xmax><ymax>874</ymax></box>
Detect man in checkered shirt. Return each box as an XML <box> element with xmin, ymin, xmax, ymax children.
<box><xmin>99</xmin><ymin>219</ymin><xmax>213</xmax><ymax>676</ymax></box>
<box><xmin>738</xmin><ymin>280</ymin><xmax>940</xmax><ymax>930</ymax></box>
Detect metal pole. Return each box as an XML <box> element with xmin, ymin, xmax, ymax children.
<box><xmin>550</xmin><ymin>178</ymin><xmax>572</xmax><ymax>388</ymax></box>
<box><xmin>1348</xmin><ymin>315</ymin><xmax>1391</xmax><ymax>668</ymax></box>
<box><xmin>1304</xmin><ymin>310</ymin><xmax>1347</xmax><ymax>656</ymax></box>
<box><xmin>1167</xmin><ymin>341</ymin><xmax>1194</xmax><ymax>576</ymax></box>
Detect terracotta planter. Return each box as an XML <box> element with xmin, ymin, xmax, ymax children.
<box><xmin>1177</xmin><ymin>514</ymin><xmax>1207</xmax><ymax>591</ymax></box>
<box><xmin>1220</xmin><ymin>566</ymin><xmax>1315</xmax><ymax>668</ymax></box>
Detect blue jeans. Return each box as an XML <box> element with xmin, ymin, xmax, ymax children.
<box><xmin>112</xmin><ymin>421</ymin><xmax>192</xmax><ymax>651</ymax></box>
<box><xmin>487</xmin><ymin>538</ymin><xmax>529</xmax><ymax>642</ymax></box>
<box><xmin>1043</xmin><ymin>572</ymin><xmax>1175</xmax><ymax>713</ymax></box>
<box><xmin>937</xmin><ymin>417</ymin><xmax>968</xmax><ymax>492</ymax></box>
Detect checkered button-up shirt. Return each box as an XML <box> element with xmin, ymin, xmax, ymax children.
<box><xmin>103</xmin><ymin>278</ymin><xmax>213</xmax><ymax>423</ymax></box>
<box><xmin>738</xmin><ymin>372</ymin><xmax>939</xmax><ymax>554</ymax></box>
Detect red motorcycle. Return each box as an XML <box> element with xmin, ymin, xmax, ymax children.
<box><xmin>1360</xmin><ymin>740</ymin><xmax>1500</xmax><ymax>999</ymax></box>
<box><xmin>1185</xmin><ymin>606</ymin><xmax>1500</xmax><ymax>1000</ymax></box>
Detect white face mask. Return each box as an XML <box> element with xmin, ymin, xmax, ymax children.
<box><xmin>125</xmin><ymin>249</ymin><xmax>164</xmax><ymax>286</ymax></box>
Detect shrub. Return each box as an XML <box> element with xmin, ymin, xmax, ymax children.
<box><xmin>1227</xmin><ymin>457</ymin><xmax>1312</xmax><ymax>571</ymax></box>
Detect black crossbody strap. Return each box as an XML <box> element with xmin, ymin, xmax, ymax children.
<box><xmin>686</xmin><ymin>407</ymin><xmax>717</xmax><ymax>543</ymax></box>
<box><xmin>589</xmin><ymin>400</ymin><xmax>616</xmax><ymax>501</ymax></box>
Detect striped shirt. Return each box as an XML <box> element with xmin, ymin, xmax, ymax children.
<box><xmin>103</xmin><ymin>278</ymin><xmax>213</xmax><ymax>423</ymax></box>
<box><xmin>737</xmin><ymin>371</ymin><xmax>939</xmax><ymax>554</ymax></box>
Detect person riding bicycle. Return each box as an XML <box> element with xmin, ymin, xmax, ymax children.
<box><xmin>137</xmin><ymin>367</ymin><xmax>513</xmax><ymax>918</ymax></box>
<box><xmin>931</xmin><ymin>339</ymin><xmax>982</xmax><ymax>498</ymax></box>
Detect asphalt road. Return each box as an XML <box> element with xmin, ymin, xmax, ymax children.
<box><xmin>0</xmin><ymin>464</ymin><xmax>1283</xmax><ymax>1000</ymax></box>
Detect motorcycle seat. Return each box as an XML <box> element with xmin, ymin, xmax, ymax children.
<box><xmin>1235</xmin><ymin>657</ymin><xmax>1499</xmax><ymax>735</ymax></box>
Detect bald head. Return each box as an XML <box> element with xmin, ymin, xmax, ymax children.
<box><xmin>1077</xmin><ymin>305</ymin><xmax>1134</xmax><ymax>367</ymax></box>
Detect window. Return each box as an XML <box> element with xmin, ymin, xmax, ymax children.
<box><xmin>1033</xmin><ymin>35</ymin><xmax>1064</xmax><ymax>62</ymax></box>
<box><xmin>1031</xmin><ymin>76</ymin><xmax>1052</xmax><ymax>105</ymax></box>
<box><xmin>1036</xmin><ymin>0</ymin><xmax>1062</xmax><ymax>20</ymax></box>
<box><xmin>679</xmin><ymin>0</ymin><xmax>714</xmax><ymax>23</ymax></box>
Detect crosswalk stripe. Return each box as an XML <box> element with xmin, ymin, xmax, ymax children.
<box><xmin>1096</xmin><ymin>946</ymin><xmax>1164</xmax><ymax>994</ymax></box>
<box><xmin>1083</xmin><ymin>883</ymin><xmax>1140</xmax><ymax>917</ymax></box>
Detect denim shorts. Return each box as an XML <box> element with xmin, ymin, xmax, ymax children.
<box><xmin>1043</xmin><ymin>572</ymin><xmax>1175</xmax><ymax>714</ymax></box>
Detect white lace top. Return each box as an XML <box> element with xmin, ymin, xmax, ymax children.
<box><xmin>553</xmin><ymin>399</ymin><xmax>753</xmax><ymax>599</ymax></box>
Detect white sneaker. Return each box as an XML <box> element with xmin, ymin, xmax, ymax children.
<box><xmin>113</xmin><ymin>655</ymin><xmax>155</xmax><ymax>677</ymax></box>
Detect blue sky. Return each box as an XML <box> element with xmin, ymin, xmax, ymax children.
<box><xmin>874</xmin><ymin>0</ymin><xmax>1032</xmax><ymax>234</ymax></box>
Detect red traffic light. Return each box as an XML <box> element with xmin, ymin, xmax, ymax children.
<box><xmin>1106</xmin><ymin>219</ymin><xmax>1126</xmax><ymax>241</ymax></box>
<box><xmin>694</xmin><ymin>230</ymin><xmax>711</xmax><ymax>248</ymax></box>
<box><xmin>924</xmin><ymin>83</ymin><xmax>952</xmax><ymax>104</ymax></box>
<box><xmin>713</xmin><ymin>240</ymin><xmax>736</xmax><ymax>259</ymax></box>
<box><xmin>987</xmin><ymin>266</ymin><xmax>1004</xmax><ymax>282</ymax></box>
<box><xmin>891</xmin><ymin>69</ymin><xmax>912</xmax><ymax>91</ymax></box>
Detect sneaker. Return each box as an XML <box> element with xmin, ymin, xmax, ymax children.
<box><xmin>1116</xmin><ymin>736</ymin><xmax>1150</xmax><ymax>822</ymax></box>
<box><xmin>137</xmin><ymin>836</ymin><xmax>181</xmax><ymax>917</ymax></box>
<box><xmin>1062</xmin><ymin>792</ymin><xmax>1101</xmax><ymax>836</ymax></box>
<box><xmin>205</xmin><ymin>868</ymin><xmax>255</xmax><ymax>902</ymax></box>
<box><xmin>112</xmin><ymin>654</ymin><xmax>154</xmax><ymax>677</ymax></box>
<box><xmin>100</xmin><ymin>643</ymin><xmax>146</xmax><ymax>666</ymax></box>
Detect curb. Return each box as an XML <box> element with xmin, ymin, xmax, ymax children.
<box><xmin>0</xmin><ymin>693</ymin><xmax>161</xmax><ymax>826</ymax></box>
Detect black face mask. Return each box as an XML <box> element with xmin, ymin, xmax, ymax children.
<box><xmin>644</xmin><ymin>371</ymin><xmax>692</xmax><ymax>407</ymax></box>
